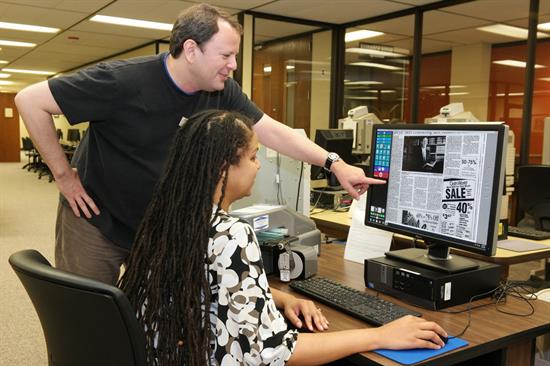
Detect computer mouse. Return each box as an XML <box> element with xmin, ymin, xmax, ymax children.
<box><xmin>438</xmin><ymin>335</ymin><xmax>449</xmax><ymax>345</ymax></box>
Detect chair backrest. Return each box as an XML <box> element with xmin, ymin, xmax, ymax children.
<box><xmin>21</xmin><ymin>137</ymin><xmax>33</xmax><ymax>151</ymax></box>
<box><xmin>8</xmin><ymin>250</ymin><xmax>146</xmax><ymax>366</ymax></box>
<box><xmin>517</xmin><ymin>165</ymin><xmax>550</xmax><ymax>231</ymax></box>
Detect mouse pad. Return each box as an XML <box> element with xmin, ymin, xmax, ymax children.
<box><xmin>374</xmin><ymin>337</ymin><xmax>468</xmax><ymax>365</ymax></box>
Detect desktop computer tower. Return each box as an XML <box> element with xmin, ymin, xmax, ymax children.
<box><xmin>364</xmin><ymin>255</ymin><xmax>502</xmax><ymax>310</ymax></box>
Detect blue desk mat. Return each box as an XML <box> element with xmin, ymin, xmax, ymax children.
<box><xmin>374</xmin><ymin>337</ymin><xmax>469</xmax><ymax>365</ymax></box>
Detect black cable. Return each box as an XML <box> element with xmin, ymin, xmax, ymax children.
<box><xmin>296</xmin><ymin>161</ymin><xmax>304</xmax><ymax>211</ymax></box>
<box><xmin>439</xmin><ymin>281</ymin><xmax>538</xmax><ymax>339</ymax></box>
<box><xmin>310</xmin><ymin>189</ymin><xmax>325</xmax><ymax>212</ymax></box>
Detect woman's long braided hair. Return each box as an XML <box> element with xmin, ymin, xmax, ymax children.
<box><xmin>119</xmin><ymin>110</ymin><xmax>254</xmax><ymax>365</ymax></box>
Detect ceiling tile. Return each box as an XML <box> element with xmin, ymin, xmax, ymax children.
<box><xmin>254</xmin><ymin>18</ymin><xmax>318</xmax><ymax>43</ymax></box>
<box><xmin>45</xmin><ymin>30</ymin><xmax>151</xmax><ymax>49</ymax></box>
<box><xmin>350</xmin><ymin>15</ymin><xmax>414</xmax><ymax>37</ymax></box>
<box><xmin>422</xmin><ymin>10</ymin><xmax>490</xmax><ymax>35</ymax></box>
<box><xmin>0</xmin><ymin>2</ymin><xmax>91</xmax><ymax>28</ymax></box>
<box><xmin>428</xmin><ymin>27</ymin><xmax>529</xmax><ymax>45</ymax></box>
<box><xmin>71</xmin><ymin>21</ymin><xmax>170</xmax><ymax>40</ymax></box>
<box><xmin>254</xmin><ymin>0</ymin><xmax>411</xmax><ymax>24</ymax></box>
<box><xmin>96</xmin><ymin>0</ymin><xmax>192</xmax><ymax>23</ymax></box>
<box><xmin>443</xmin><ymin>0</ymin><xmax>531</xmax><ymax>22</ymax></box>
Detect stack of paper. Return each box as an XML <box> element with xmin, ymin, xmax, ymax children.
<box><xmin>344</xmin><ymin>194</ymin><xmax>393</xmax><ymax>263</ymax></box>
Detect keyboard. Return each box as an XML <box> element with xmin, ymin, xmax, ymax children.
<box><xmin>289</xmin><ymin>277</ymin><xmax>421</xmax><ymax>326</ymax></box>
<box><xmin>508</xmin><ymin>226</ymin><xmax>550</xmax><ymax>240</ymax></box>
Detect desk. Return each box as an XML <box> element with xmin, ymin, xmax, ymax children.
<box><xmin>310</xmin><ymin>210</ymin><xmax>550</xmax><ymax>280</ymax></box>
<box><xmin>272</xmin><ymin>243</ymin><xmax>550</xmax><ymax>365</ymax></box>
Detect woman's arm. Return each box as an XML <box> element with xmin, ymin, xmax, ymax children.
<box><xmin>287</xmin><ymin>315</ymin><xmax>447</xmax><ymax>366</ymax></box>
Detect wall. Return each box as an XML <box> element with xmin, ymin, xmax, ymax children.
<box><xmin>241</xmin><ymin>14</ymin><xmax>253</xmax><ymax>97</ymax></box>
<box><xmin>418</xmin><ymin>52</ymin><xmax>451</xmax><ymax>122</ymax></box>
<box><xmin>252</xmin><ymin>35</ymin><xmax>312</xmax><ymax>134</ymax></box>
<box><xmin>488</xmin><ymin>41</ymin><xmax>550</xmax><ymax>163</ymax></box>
<box><xmin>0</xmin><ymin>93</ymin><xmax>20</xmax><ymax>162</ymax></box>
<box><xmin>310</xmin><ymin>30</ymin><xmax>332</xmax><ymax>137</ymax></box>
<box><xmin>450</xmin><ymin>43</ymin><xmax>491</xmax><ymax>120</ymax></box>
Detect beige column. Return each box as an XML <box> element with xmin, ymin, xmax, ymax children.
<box><xmin>450</xmin><ymin>43</ymin><xmax>491</xmax><ymax>121</ymax></box>
<box><xmin>310</xmin><ymin>30</ymin><xmax>332</xmax><ymax>138</ymax></box>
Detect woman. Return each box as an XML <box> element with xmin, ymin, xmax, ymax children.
<box><xmin>119</xmin><ymin>110</ymin><xmax>447</xmax><ymax>366</ymax></box>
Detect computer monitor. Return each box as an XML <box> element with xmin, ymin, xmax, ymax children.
<box><xmin>67</xmin><ymin>129</ymin><xmax>81</xmax><ymax>143</ymax></box>
<box><xmin>517</xmin><ymin>165</ymin><xmax>550</xmax><ymax>231</ymax></box>
<box><xmin>311</xmin><ymin>129</ymin><xmax>354</xmax><ymax>187</ymax></box>
<box><xmin>365</xmin><ymin>123</ymin><xmax>508</xmax><ymax>273</ymax></box>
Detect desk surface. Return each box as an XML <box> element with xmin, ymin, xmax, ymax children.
<box><xmin>272</xmin><ymin>243</ymin><xmax>550</xmax><ymax>365</ymax></box>
<box><xmin>310</xmin><ymin>210</ymin><xmax>550</xmax><ymax>265</ymax></box>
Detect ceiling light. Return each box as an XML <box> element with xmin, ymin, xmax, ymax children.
<box><xmin>0</xmin><ymin>40</ymin><xmax>36</xmax><ymax>47</ymax></box>
<box><xmin>496</xmin><ymin>92</ymin><xmax>524</xmax><ymax>97</ymax></box>
<box><xmin>477</xmin><ymin>24</ymin><xmax>548</xmax><ymax>39</ymax></box>
<box><xmin>344</xmin><ymin>95</ymin><xmax>378</xmax><ymax>100</ymax></box>
<box><xmin>493</xmin><ymin>59</ymin><xmax>546</xmax><ymax>68</ymax></box>
<box><xmin>344</xmin><ymin>81</ymin><xmax>383</xmax><ymax>85</ymax></box>
<box><xmin>0</xmin><ymin>73</ymin><xmax>10</xmax><ymax>78</ymax></box>
<box><xmin>423</xmin><ymin>85</ymin><xmax>466</xmax><ymax>90</ymax></box>
<box><xmin>0</xmin><ymin>21</ymin><xmax>59</xmax><ymax>33</ymax></box>
<box><xmin>2</xmin><ymin>68</ymin><xmax>55</xmax><ymax>75</ymax></box>
<box><xmin>440</xmin><ymin>92</ymin><xmax>470</xmax><ymax>96</ymax></box>
<box><xmin>538</xmin><ymin>22</ymin><xmax>550</xmax><ymax>31</ymax></box>
<box><xmin>366</xmin><ymin>90</ymin><xmax>396</xmax><ymax>93</ymax></box>
<box><xmin>90</xmin><ymin>15</ymin><xmax>172</xmax><ymax>31</ymax></box>
<box><xmin>349</xmin><ymin>62</ymin><xmax>401</xmax><ymax>70</ymax></box>
<box><xmin>0</xmin><ymin>80</ymin><xmax>14</xmax><ymax>85</ymax></box>
<box><xmin>345</xmin><ymin>30</ymin><xmax>383</xmax><ymax>43</ymax></box>
<box><xmin>346</xmin><ymin>47</ymin><xmax>408</xmax><ymax>58</ymax></box>
<box><xmin>0</xmin><ymin>60</ymin><xmax>8</xmax><ymax>64</ymax></box>
<box><xmin>263</xmin><ymin>66</ymin><xmax>272</xmax><ymax>73</ymax></box>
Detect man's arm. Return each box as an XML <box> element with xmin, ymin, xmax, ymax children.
<box><xmin>253</xmin><ymin>114</ymin><xmax>384</xmax><ymax>199</ymax></box>
<box><xmin>15</xmin><ymin>81</ymin><xmax>99</xmax><ymax>218</ymax></box>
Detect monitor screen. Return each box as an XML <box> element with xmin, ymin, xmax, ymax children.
<box><xmin>365</xmin><ymin>123</ymin><xmax>507</xmax><ymax>272</ymax></box>
<box><xmin>311</xmin><ymin>129</ymin><xmax>354</xmax><ymax>187</ymax></box>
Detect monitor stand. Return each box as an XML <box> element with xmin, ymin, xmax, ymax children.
<box><xmin>385</xmin><ymin>246</ymin><xmax>479</xmax><ymax>274</ymax></box>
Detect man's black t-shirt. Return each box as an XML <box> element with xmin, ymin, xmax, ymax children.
<box><xmin>49</xmin><ymin>53</ymin><xmax>264</xmax><ymax>249</ymax></box>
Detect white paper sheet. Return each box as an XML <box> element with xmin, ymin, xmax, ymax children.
<box><xmin>344</xmin><ymin>194</ymin><xmax>393</xmax><ymax>263</ymax></box>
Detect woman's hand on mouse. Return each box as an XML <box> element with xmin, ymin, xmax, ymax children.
<box><xmin>373</xmin><ymin>315</ymin><xmax>448</xmax><ymax>350</ymax></box>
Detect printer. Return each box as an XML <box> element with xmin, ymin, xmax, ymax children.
<box><xmin>231</xmin><ymin>204</ymin><xmax>319</xmax><ymax>280</ymax></box>
<box><xmin>338</xmin><ymin>105</ymin><xmax>382</xmax><ymax>156</ymax></box>
<box><xmin>425</xmin><ymin>102</ymin><xmax>480</xmax><ymax>123</ymax></box>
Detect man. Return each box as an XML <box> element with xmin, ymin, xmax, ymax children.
<box><xmin>420</xmin><ymin>137</ymin><xmax>430</xmax><ymax>164</ymax></box>
<box><xmin>15</xmin><ymin>3</ymin><xmax>382</xmax><ymax>284</ymax></box>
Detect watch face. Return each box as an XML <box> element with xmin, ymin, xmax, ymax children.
<box><xmin>328</xmin><ymin>152</ymin><xmax>340</xmax><ymax>162</ymax></box>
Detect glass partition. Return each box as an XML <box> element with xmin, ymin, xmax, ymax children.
<box><xmin>343</xmin><ymin>15</ymin><xmax>413</xmax><ymax>122</ymax></box>
<box><xmin>489</xmin><ymin>40</ymin><xmax>550</xmax><ymax>164</ymax></box>
<box><xmin>252</xmin><ymin>18</ymin><xmax>331</xmax><ymax>137</ymax></box>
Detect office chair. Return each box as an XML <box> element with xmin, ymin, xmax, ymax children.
<box><xmin>517</xmin><ymin>165</ymin><xmax>550</xmax><ymax>231</ymax></box>
<box><xmin>66</xmin><ymin>128</ymin><xmax>81</xmax><ymax>144</ymax></box>
<box><xmin>21</xmin><ymin>137</ymin><xmax>35</xmax><ymax>170</ymax></box>
<box><xmin>8</xmin><ymin>250</ymin><xmax>146</xmax><ymax>366</ymax></box>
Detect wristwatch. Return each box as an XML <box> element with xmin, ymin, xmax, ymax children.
<box><xmin>324</xmin><ymin>152</ymin><xmax>340</xmax><ymax>171</ymax></box>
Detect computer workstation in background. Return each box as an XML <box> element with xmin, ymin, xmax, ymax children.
<box><xmin>310</xmin><ymin>106</ymin><xmax>382</xmax><ymax>211</ymax></box>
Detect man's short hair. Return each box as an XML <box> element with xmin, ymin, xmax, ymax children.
<box><xmin>170</xmin><ymin>3</ymin><xmax>242</xmax><ymax>58</ymax></box>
